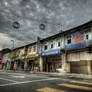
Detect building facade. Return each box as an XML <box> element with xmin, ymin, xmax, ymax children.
<box><xmin>40</xmin><ymin>21</ymin><xmax>92</xmax><ymax>74</ymax></box>
<box><xmin>65</xmin><ymin>23</ymin><xmax>92</xmax><ymax>74</ymax></box>
<box><xmin>27</xmin><ymin>43</ymin><xmax>39</xmax><ymax>72</ymax></box>
<box><xmin>1</xmin><ymin>21</ymin><xmax>92</xmax><ymax>74</ymax></box>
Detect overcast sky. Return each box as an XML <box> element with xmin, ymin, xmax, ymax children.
<box><xmin>0</xmin><ymin>0</ymin><xmax>92</xmax><ymax>50</ymax></box>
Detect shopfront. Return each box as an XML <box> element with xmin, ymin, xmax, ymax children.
<box><xmin>41</xmin><ymin>49</ymin><xmax>62</xmax><ymax>72</ymax></box>
<box><xmin>0</xmin><ymin>53</ymin><xmax>3</xmax><ymax>69</ymax></box>
<box><xmin>27</xmin><ymin>54</ymin><xmax>40</xmax><ymax>72</ymax></box>
<box><xmin>65</xmin><ymin>40</ymin><xmax>92</xmax><ymax>74</ymax></box>
<box><xmin>28</xmin><ymin>58</ymin><xmax>39</xmax><ymax>72</ymax></box>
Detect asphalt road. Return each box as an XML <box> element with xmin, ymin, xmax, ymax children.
<box><xmin>0</xmin><ymin>71</ymin><xmax>92</xmax><ymax>92</ymax></box>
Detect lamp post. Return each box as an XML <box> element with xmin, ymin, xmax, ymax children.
<box><xmin>10</xmin><ymin>40</ymin><xmax>15</xmax><ymax>70</ymax></box>
<box><xmin>11</xmin><ymin>40</ymin><xmax>14</xmax><ymax>49</ymax></box>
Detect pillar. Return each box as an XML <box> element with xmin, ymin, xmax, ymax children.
<box><xmin>66</xmin><ymin>63</ymin><xmax>70</xmax><ymax>73</ymax></box>
<box><xmin>88</xmin><ymin>60</ymin><xmax>91</xmax><ymax>74</ymax></box>
<box><xmin>24</xmin><ymin>59</ymin><xmax>27</xmax><ymax>71</ymax></box>
<box><xmin>46</xmin><ymin>64</ymin><xmax>48</xmax><ymax>72</ymax></box>
<box><xmin>32</xmin><ymin>63</ymin><xmax>34</xmax><ymax>71</ymax></box>
<box><xmin>40</xmin><ymin>56</ymin><xmax>43</xmax><ymax>72</ymax></box>
<box><xmin>61</xmin><ymin>53</ymin><xmax>67</xmax><ymax>73</ymax></box>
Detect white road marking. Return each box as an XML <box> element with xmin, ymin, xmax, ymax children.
<box><xmin>0</xmin><ymin>78</ymin><xmax>59</xmax><ymax>87</ymax></box>
<box><xmin>11</xmin><ymin>75</ymin><xmax>25</xmax><ymax>78</ymax></box>
<box><xmin>0</xmin><ymin>72</ymin><xmax>49</xmax><ymax>78</ymax></box>
<box><xmin>7</xmin><ymin>73</ymin><xmax>50</xmax><ymax>78</ymax></box>
<box><xmin>0</xmin><ymin>78</ymin><xmax>17</xmax><ymax>83</ymax></box>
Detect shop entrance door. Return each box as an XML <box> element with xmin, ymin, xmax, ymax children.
<box><xmin>43</xmin><ymin>63</ymin><xmax>47</xmax><ymax>72</ymax></box>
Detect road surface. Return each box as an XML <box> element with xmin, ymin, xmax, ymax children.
<box><xmin>0</xmin><ymin>71</ymin><xmax>92</xmax><ymax>92</ymax></box>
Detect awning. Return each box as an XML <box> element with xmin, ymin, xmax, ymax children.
<box><xmin>41</xmin><ymin>49</ymin><xmax>61</xmax><ymax>56</ymax></box>
<box><xmin>2</xmin><ymin>60</ymin><xmax>7</xmax><ymax>63</ymax></box>
<box><xmin>65</xmin><ymin>40</ymin><xmax>86</xmax><ymax>51</ymax></box>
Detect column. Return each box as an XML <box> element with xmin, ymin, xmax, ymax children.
<box><xmin>46</xmin><ymin>64</ymin><xmax>48</xmax><ymax>72</ymax></box>
<box><xmin>88</xmin><ymin>60</ymin><xmax>91</xmax><ymax>74</ymax></box>
<box><xmin>66</xmin><ymin>63</ymin><xmax>70</xmax><ymax>73</ymax></box>
<box><xmin>61</xmin><ymin>53</ymin><xmax>67</xmax><ymax>73</ymax></box>
<box><xmin>40</xmin><ymin>56</ymin><xmax>43</xmax><ymax>72</ymax></box>
<box><xmin>24</xmin><ymin>59</ymin><xmax>27</xmax><ymax>71</ymax></box>
<box><xmin>32</xmin><ymin>63</ymin><xmax>34</xmax><ymax>71</ymax></box>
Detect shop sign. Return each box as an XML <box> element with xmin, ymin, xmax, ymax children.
<box><xmin>27</xmin><ymin>54</ymin><xmax>37</xmax><ymax>58</ymax></box>
<box><xmin>65</xmin><ymin>40</ymin><xmax>86</xmax><ymax>51</ymax></box>
<box><xmin>41</xmin><ymin>49</ymin><xmax>61</xmax><ymax>56</ymax></box>
<box><xmin>0</xmin><ymin>53</ymin><xmax>3</xmax><ymax>59</ymax></box>
<box><xmin>73</xmin><ymin>32</ymin><xmax>84</xmax><ymax>42</ymax></box>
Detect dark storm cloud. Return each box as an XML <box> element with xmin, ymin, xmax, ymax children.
<box><xmin>0</xmin><ymin>0</ymin><xmax>92</xmax><ymax>50</ymax></box>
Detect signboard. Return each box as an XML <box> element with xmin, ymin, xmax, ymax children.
<box><xmin>27</xmin><ymin>54</ymin><xmax>37</xmax><ymax>58</ymax></box>
<box><xmin>37</xmin><ymin>37</ymin><xmax>40</xmax><ymax>55</ymax></box>
<box><xmin>65</xmin><ymin>40</ymin><xmax>86</xmax><ymax>51</ymax></box>
<box><xmin>73</xmin><ymin>32</ymin><xmax>84</xmax><ymax>42</ymax></box>
<box><xmin>0</xmin><ymin>53</ymin><xmax>3</xmax><ymax>59</ymax></box>
<box><xmin>41</xmin><ymin>49</ymin><xmax>61</xmax><ymax>56</ymax></box>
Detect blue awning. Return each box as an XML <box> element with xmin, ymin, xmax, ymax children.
<box><xmin>65</xmin><ymin>40</ymin><xmax>86</xmax><ymax>51</ymax></box>
<box><xmin>41</xmin><ymin>49</ymin><xmax>61</xmax><ymax>56</ymax></box>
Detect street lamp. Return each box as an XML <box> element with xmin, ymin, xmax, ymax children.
<box><xmin>11</xmin><ymin>40</ymin><xmax>14</xmax><ymax>49</ymax></box>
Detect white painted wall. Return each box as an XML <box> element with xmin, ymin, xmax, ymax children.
<box><xmin>42</xmin><ymin>27</ymin><xmax>92</xmax><ymax>52</ymax></box>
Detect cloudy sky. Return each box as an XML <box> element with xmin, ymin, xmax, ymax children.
<box><xmin>0</xmin><ymin>0</ymin><xmax>92</xmax><ymax>50</ymax></box>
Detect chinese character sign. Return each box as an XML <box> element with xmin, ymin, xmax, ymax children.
<box><xmin>73</xmin><ymin>32</ymin><xmax>84</xmax><ymax>42</ymax></box>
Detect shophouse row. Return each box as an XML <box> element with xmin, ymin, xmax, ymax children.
<box><xmin>0</xmin><ymin>20</ymin><xmax>92</xmax><ymax>74</ymax></box>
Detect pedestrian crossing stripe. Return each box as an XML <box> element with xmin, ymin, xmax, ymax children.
<box><xmin>84</xmin><ymin>80</ymin><xmax>92</xmax><ymax>83</ymax></box>
<box><xmin>36</xmin><ymin>87</ymin><xmax>67</xmax><ymax>92</ymax></box>
<box><xmin>71</xmin><ymin>80</ymin><xmax>92</xmax><ymax>85</ymax></box>
<box><xmin>58</xmin><ymin>83</ymin><xmax>92</xmax><ymax>91</ymax></box>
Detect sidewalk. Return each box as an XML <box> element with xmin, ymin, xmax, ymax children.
<box><xmin>0</xmin><ymin>70</ymin><xmax>92</xmax><ymax>79</ymax></box>
<box><xmin>31</xmin><ymin>72</ymin><xmax>92</xmax><ymax>80</ymax></box>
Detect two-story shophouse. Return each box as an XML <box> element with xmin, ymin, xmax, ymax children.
<box><xmin>65</xmin><ymin>21</ymin><xmax>92</xmax><ymax>74</ymax></box>
<box><xmin>40</xmin><ymin>33</ymin><xmax>65</xmax><ymax>72</ymax></box>
<box><xmin>26</xmin><ymin>42</ymin><xmax>41</xmax><ymax>72</ymax></box>
<box><xmin>14</xmin><ymin>46</ymin><xmax>26</xmax><ymax>70</ymax></box>
<box><xmin>40</xmin><ymin>21</ymin><xmax>92</xmax><ymax>74</ymax></box>
<box><xmin>1</xmin><ymin>49</ymin><xmax>12</xmax><ymax>70</ymax></box>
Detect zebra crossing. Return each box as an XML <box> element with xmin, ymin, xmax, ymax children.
<box><xmin>36</xmin><ymin>80</ymin><xmax>92</xmax><ymax>92</ymax></box>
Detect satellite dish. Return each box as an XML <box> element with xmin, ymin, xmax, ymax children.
<box><xmin>39</xmin><ymin>24</ymin><xmax>45</xmax><ymax>30</ymax></box>
<box><xmin>12</xmin><ymin>21</ymin><xmax>20</xmax><ymax>29</ymax></box>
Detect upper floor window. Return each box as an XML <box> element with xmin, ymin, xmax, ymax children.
<box><xmin>50</xmin><ymin>43</ymin><xmax>53</xmax><ymax>49</ymax></box>
<box><xmin>86</xmin><ymin>34</ymin><xmax>89</xmax><ymax>40</ymax></box>
<box><xmin>44</xmin><ymin>45</ymin><xmax>48</xmax><ymax>50</ymax></box>
<box><xmin>57</xmin><ymin>42</ymin><xmax>61</xmax><ymax>47</ymax></box>
<box><xmin>16</xmin><ymin>51</ymin><xmax>20</xmax><ymax>56</ymax></box>
<box><xmin>33</xmin><ymin>46</ymin><xmax>36</xmax><ymax>52</ymax></box>
<box><xmin>29</xmin><ymin>47</ymin><xmax>32</xmax><ymax>53</ymax></box>
<box><xmin>67</xmin><ymin>39</ymin><xmax>71</xmax><ymax>44</ymax></box>
<box><xmin>67</xmin><ymin>36</ymin><xmax>71</xmax><ymax>44</ymax></box>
